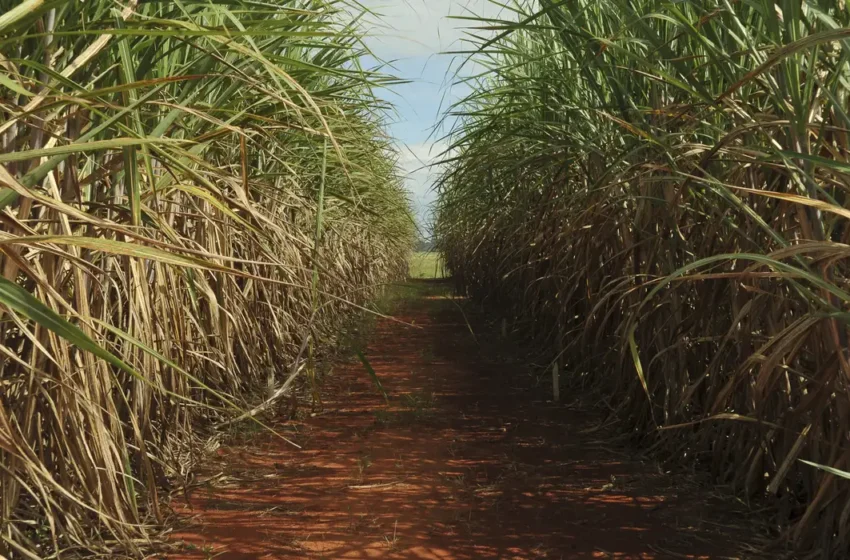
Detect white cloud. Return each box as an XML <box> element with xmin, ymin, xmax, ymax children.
<box><xmin>397</xmin><ymin>141</ymin><xmax>452</xmax><ymax>229</ymax></box>
<box><xmin>399</xmin><ymin>141</ymin><xmax>448</xmax><ymax>170</ymax></box>
<box><xmin>358</xmin><ymin>0</ymin><xmax>503</xmax><ymax>58</ymax></box>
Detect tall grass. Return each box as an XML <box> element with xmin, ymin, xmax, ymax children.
<box><xmin>436</xmin><ymin>0</ymin><xmax>850</xmax><ymax>555</ymax></box>
<box><xmin>0</xmin><ymin>0</ymin><xmax>412</xmax><ymax>557</ymax></box>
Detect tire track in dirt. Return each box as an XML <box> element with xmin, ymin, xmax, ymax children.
<box><xmin>166</xmin><ymin>280</ymin><xmax>760</xmax><ymax>559</ymax></box>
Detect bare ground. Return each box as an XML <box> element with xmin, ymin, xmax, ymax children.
<box><xmin>164</xmin><ymin>280</ymin><xmax>762</xmax><ymax>560</ymax></box>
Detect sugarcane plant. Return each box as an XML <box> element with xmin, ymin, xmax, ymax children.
<box><xmin>436</xmin><ymin>0</ymin><xmax>850</xmax><ymax>556</ymax></box>
<box><xmin>0</xmin><ymin>0</ymin><xmax>413</xmax><ymax>557</ymax></box>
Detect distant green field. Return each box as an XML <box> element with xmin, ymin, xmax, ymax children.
<box><xmin>409</xmin><ymin>252</ymin><xmax>446</xmax><ymax>279</ymax></box>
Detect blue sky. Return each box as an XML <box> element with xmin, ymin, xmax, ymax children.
<box><xmin>357</xmin><ymin>0</ymin><xmax>501</xmax><ymax>234</ymax></box>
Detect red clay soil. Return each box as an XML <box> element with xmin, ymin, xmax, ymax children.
<box><xmin>164</xmin><ymin>280</ymin><xmax>760</xmax><ymax>560</ymax></box>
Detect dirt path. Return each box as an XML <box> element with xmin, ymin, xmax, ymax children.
<box><xmin>167</xmin><ymin>280</ymin><xmax>758</xmax><ymax>560</ymax></box>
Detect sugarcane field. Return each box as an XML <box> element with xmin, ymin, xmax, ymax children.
<box><xmin>1</xmin><ymin>0</ymin><xmax>849</xmax><ymax>558</ymax></box>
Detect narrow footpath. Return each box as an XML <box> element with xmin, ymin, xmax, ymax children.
<box><xmin>167</xmin><ymin>280</ymin><xmax>760</xmax><ymax>560</ymax></box>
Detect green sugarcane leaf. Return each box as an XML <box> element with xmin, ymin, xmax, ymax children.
<box><xmin>357</xmin><ymin>350</ymin><xmax>389</xmax><ymax>405</ymax></box>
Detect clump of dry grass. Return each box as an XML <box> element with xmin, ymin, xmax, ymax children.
<box><xmin>436</xmin><ymin>0</ymin><xmax>850</xmax><ymax>556</ymax></box>
<box><xmin>0</xmin><ymin>1</ymin><xmax>412</xmax><ymax>557</ymax></box>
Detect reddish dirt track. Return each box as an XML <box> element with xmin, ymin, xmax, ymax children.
<box><xmin>166</xmin><ymin>280</ymin><xmax>758</xmax><ymax>560</ymax></box>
